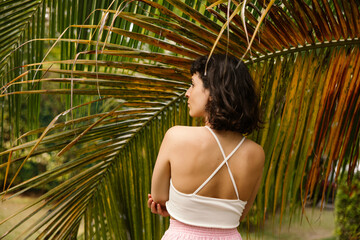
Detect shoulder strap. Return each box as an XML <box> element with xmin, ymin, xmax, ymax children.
<box><xmin>193</xmin><ymin>126</ymin><xmax>245</xmax><ymax>199</ymax></box>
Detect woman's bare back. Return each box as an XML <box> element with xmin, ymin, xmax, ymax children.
<box><xmin>168</xmin><ymin>126</ymin><xmax>264</xmax><ymax>203</ymax></box>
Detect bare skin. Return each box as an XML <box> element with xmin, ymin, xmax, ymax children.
<box><xmin>148</xmin><ymin>73</ymin><xmax>265</xmax><ymax>222</ymax></box>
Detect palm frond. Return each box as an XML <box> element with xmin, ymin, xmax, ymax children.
<box><xmin>0</xmin><ymin>0</ymin><xmax>359</xmax><ymax>239</ymax></box>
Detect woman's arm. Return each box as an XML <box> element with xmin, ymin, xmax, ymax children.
<box><xmin>240</xmin><ymin>174</ymin><xmax>262</xmax><ymax>221</ymax></box>
<box><xmin>240</xmin><ymin>144</ymin><xmax>265</xmax><ymax>221</ymax></box>
<box><xmin>149</xmin><ymin>128</ymin><xmax>176</xmax><ymax>208</ymax></box>
<box><xmin>147</xmin><ymin>194</ymin><xmax>169</xmax><ymax>217</ymax></box>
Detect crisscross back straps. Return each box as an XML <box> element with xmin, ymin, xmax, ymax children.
<box><xmin>193</xmin><ymin>126</ymin><xmax>245</xmax><ymax>199</ymax></box>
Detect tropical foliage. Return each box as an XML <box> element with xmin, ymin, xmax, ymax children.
<box><xmin>335</xmin><ymin>172</ymin><xmax>360</xmax><ymax>239</ymax></box>
<box><xmin>0</xmin><ymin>0</ymin><xmax>359</xmax><ymax>239</ymax></box>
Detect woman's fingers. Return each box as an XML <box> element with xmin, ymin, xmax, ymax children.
<box><xmin>157</xmin><ymin>203</ymin><xmax>170</xmax><ymax>217</ymax></box>
<box><xmin>157</xmin><ymin>204</ymin><xmax>163</xmax><ymax>215</ymax></box>
<box><xmin>151</xmin><ymin>201</ymin><xmax>158</xmax><ymax>214</ymax></box>
<box><xmin>147</xmin><ymin>194</ymin><xmax>169</xmax><ymax>217</ymax></box>
<box><xmin>147</xmin><ymin>198</ymin><xmax>153</xmax><ymax>208</ymax></box>
<box><xmin>147</xmin><ymin>195</ymin><xmax>158</xmax><ymax>214</ymax></box>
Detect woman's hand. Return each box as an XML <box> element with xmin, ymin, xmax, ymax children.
<box><xmin>147</xmin><ymin>194</ymin><xmax>169</xmax><ymax>217</ymax></box>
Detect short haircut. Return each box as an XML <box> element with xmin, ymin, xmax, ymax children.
<box><xmin>190</xmin><ymin>54</ymin><xmax>262</xmax><ymax>135</ymax></box>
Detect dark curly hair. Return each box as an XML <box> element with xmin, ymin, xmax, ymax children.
<box><xmin>190</xmin><ymin>54</ymin><xmax>262</xmax><ymax>135</ymax></box>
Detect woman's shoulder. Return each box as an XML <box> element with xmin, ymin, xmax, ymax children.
<box><xmin>241</xmin><ymin>139</ymin><xmax>265</xmax><ymax>171</ymax></box>
<box><xmin>163</xmin><ymin>125</ymin><xmax>205</xmax><ymax>144</ymax></box>
<box><xmin>166</xmin><ymin>125</ymin><xmax>204</xmax><ymax>136</ymax></box>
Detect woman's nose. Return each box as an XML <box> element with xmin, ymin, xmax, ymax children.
<box><xmin>185</xmin><ymin>87</ymin><xmax>191</xmax><ymax>98</ymax></box>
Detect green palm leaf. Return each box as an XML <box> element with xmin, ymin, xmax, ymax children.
<box><xmin>1</xmin><ymin>0</ymin><xmax>359</xmax><ymax>239</ymax></box>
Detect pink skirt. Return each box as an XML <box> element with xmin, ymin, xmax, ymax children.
<box><xmin>161</xmin><ymin>219</ymin><xmax>242</xmax><ymax>240</ymax></box>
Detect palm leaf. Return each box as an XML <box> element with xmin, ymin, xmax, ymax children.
<box><xmin>1</xmin><ymin>0</ymin><xmax>360</xmax><ymax>239</ymax></box>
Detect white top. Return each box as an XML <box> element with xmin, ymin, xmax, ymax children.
<box><xmin>165</xmin><ymin>126</ymin><xmax>247</xmax><ymax>228</ymax></box>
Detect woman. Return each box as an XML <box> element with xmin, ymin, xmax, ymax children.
<box><xmin>148</xmin><ymin>54</ymin><xmax>265</xmax><ymax>239</ymax></box>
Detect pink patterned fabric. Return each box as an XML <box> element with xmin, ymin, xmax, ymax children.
<box><xmin>161</xmin><ymin>219</ymin><xmax>242</xmax><ymax>240</ymax></box>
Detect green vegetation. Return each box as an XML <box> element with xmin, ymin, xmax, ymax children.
<box><xmin>335</xmin><ymin>173</ymin><xmax>360</xmax><ymax>240</ymax></box>
<box><xmin>1</xmin><ymin>0</ymin><xmax>359</xmax><ymax>239</ymax></box>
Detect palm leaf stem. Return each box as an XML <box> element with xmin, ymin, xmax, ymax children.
<box><xmin>249</xmin><ymin>37</ymin><xmax>360</xmax><ymax>64</ymax></box>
